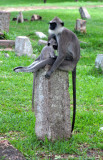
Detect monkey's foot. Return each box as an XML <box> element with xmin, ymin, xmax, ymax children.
<box><xmin>45</xmin><ymin>72</ymin><xmax>51</xmax><ymax>79</ymax></box>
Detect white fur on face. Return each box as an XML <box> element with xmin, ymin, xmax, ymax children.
<box><xmin>48</xmin><ymin>26</ymin><xmax>64</xmax><ymax>35</ymax></box>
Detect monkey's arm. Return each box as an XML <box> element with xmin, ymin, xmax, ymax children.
<box><xmin>45</xmin><ymin>30</ymin><xmax>72</xmax><ymax>78</ymax></box>
<box><xmin>45</xmin><ymin>54</ymin><xmax>65</xmax><ymax>78</ymax></box>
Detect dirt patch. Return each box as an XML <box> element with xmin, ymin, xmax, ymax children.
<box><xmin>0</xmin><ymin>140</ymin><xmax>26</xmax><ymax>160</ymax></box>
<box><xmin>0</xmin><ymin>5</ymin><xmax>103</xmax><ymax>12</ymax></box>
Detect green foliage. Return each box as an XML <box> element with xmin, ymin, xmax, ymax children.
<box><xmin>0</xmin><ymin>6</ymin><xmax>103</xmax><ymax>160</ymax></box>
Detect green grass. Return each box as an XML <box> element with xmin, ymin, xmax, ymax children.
<box><xmin>0</xmin><ymin>6</ymin><xmax>103</xmax><ymax>160</ymax></box>
<box><xmin>0</xmin><ymin>0</ymin><xmax>103</xmax><ymax>7</ymax></box>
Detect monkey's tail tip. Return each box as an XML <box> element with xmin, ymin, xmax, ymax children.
<box><xmin>13</xmin><ymin>66</ymin><xmax>23</xmax><ymax>72</ymax></box>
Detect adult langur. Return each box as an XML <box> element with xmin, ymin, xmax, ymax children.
<box><xmin>47</xmin><ymin>17</ymin><xmax>80</xmax><ymax>132</ymax></box>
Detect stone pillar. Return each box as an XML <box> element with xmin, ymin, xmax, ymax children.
<box><xmin>15</xmin><ymin>36</ymin><xmax>33</xmax><ymax>56</ymax></box>
<box><xmin>75</xmin><ymin>19</ymin><xmax>86</xmax><ymax>33</ymax></box>
<box><xmin>33</xmin><ymin>66</ymin><xmax>71</xmax><ymax>141</ymax></box>
<box><xmin>0</xmin><ymin>11</ymin><xmax>10</xmax><ymax>32</ymax></box>
<box><xmin>95</xmin><ymin>54</ymin><xmax>103</xmax><ymax>71</ymax></box>
<box><xmin>79</xmin><ymin>7</ymin><xmax>91</xmax><ymax>19</ymax></box>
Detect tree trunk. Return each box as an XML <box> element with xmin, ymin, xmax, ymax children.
<box><xmin>44</xmin><ymin>0</ymin><xmax>46</xmax><ymax>3</ymax></box>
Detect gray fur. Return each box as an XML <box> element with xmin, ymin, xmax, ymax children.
<box><xmin>46</xmin><ymin>17</ymin><xmax>80</xmax><ymax>78</ymax></box>
<box><xmin>13</xmin><ymin>37</ymin><xmax>57</xmax><ymax>73</ymax></box>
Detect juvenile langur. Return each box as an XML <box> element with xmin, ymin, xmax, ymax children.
<box><xmin>14</xmin><ymin>37</ymin><xmax>57</xmax><ymax>111</ymax></box>
<box><xmin>47</xmin><ymin>17</ymin><xmax>80</xmax><ymax>132</ymax></box>
<box><xmin>14</xmin><ymin>37</ymin><xmax>57</xmax><ymax>73</ymax></box>
<box><xmin>17</xmin><ymin>11</ymin><xmax>24</xmax><ymax>23</ymax></box>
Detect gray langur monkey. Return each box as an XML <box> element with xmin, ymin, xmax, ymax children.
<box><xmin>14</xmin><ymin>17</ymin><xmax>80</xmax><ymax>131</ymax></box>
<box><xmin>46</xmin><ymin>17</ymin><xmax>80</xmax><ymax>78</ymax></box>
<box><xmin>17</xmin><ymin>11</ymin><xmax>24</xmax><ymax>23</ymax></box>
<box><xmin>47</xmin><ymin>17</ymin><xmax>80</xmax><ymax>132</ymax></box>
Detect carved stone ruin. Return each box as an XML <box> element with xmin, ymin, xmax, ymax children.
<box><xmin>35</xmin><ymin>32</ymin><xmax>47</xmax><ymax>39</ymax></box>
<box><xmin>33</xmin><ymin>65</ymin><xmax>71</xmax><ymax>141</ymax></box>
<box><xmin>95</xmin><ymin>54</ymin><xmax>103</xmax><ymax>71</ymax></box>
<box><xmin>75</xmin><ymin>19</ymin><xmax>86</xmax><ymax>33</ymax></box>
<box><xmin>79</xmin><ymin>7</ymin><xmax>91</xmax><ymax>19</ymax></box>
<box><xmin>0</xmin><ymin>11</ymin><xmax>10</xmax><ymax>33</ymax></box>
<box><xmin>31</xmin><ymin>14</ymin><xmax>42</xmax><ymax>21</ymax></box>
<box><xmin>0</xmin><ymin>40</ymin><xmax>15</xmax><ymax>47</ymax></box>
<box><xmin>15</xmin><ymin>36</ymin><xmax>33</xmax><ymax>56</ymax></box>
<box><xmin>38</xmin><ymin>39</ymin><xmax>47</xmax><ymax>45</ymax></box>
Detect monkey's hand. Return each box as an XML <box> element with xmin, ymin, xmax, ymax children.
<box><xmin>45</xmin><ymin>71</ymin><xmax>51</xmax><ymax>79</ymax></box>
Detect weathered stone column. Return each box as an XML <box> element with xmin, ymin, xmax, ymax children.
<box><xmin>33</xmin><ymin>65</ymin><xmax>71</xmax><ymax>141</ymax></box>
<box><xmin>0</xmin><ymin>11</ymin><xmax>10</xmax><ymax>32</ymax></box>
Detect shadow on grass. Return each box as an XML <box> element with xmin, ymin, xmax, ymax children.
<box><xmin>87</xmin><ymin>66</ymin><xmax>103</xmax><ymax>77</ymax></box>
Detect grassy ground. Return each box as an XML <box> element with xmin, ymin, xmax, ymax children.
<box><xmin>0</xmin><ymin>6</ymin><xmax>103</xmax><ymax>160</ymax></box>
<box><xmin>0</xmin><ymin>0</ymin><xmax>103</xmax><ymax>7</ymax></box>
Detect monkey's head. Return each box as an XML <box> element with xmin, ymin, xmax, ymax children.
<box><xmin>48</xmin><ymin>36</ymin><xmax>58</xmax><ymax>50</ymax></box>
<box><xmin>48</xmin><ymin>17</ymin><xmax>64</xmax><ymax>35</ymax></box>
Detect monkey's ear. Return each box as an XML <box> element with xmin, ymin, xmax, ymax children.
<box><xmin>61</xmin><ymin>22</ymin><xmax>64</xmax><ymax>26</ymax></box>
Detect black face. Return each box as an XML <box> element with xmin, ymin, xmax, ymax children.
<box><xmin>49</xmin><ymin>21</ymin><xmax>64</xmax><ymax>30</ymax></box>
<box><xmin>49</xmin><ymin>22</ymin><xmax>57</xmax><ymax>30</ymax></box>
<box><xmin>53</xmin><ymin>45</ymin><xmax>58</xmax><ymax>50</ymax></box>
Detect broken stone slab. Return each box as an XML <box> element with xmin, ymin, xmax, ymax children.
<box><xmin>0</xmin><ymin>140</ymin><xmax>26</xmax><ymax>160</ymax></box>
<box><xmin>0</xmin><ymin>48</ymin><xmax>14</xmax><ymax>51</ymax></box>
<box><xmin>4</xmin><ymin>53</ymin><xmax>10</xmax><ymax>58</ymax></box>
<box><xmin>33</xmin><ymin>65</ymin><xmax>71</xmax><ymax>141</ymax></box>
<box><xmin>0</xmin><ymin>40</ymin><xmax>15</xmax><ymax>47</ymax></box>
<box><xmin>12</xmin><ymin>17</ymin><xmax>28</xmax><ymax>22</ymax></box>
<box><xmin>38</xmin><ymin>39</ymin><xmax>47</xmax><ymax>45</ymax></box>
<box><xmin>75</xmin><ymin>19</ymin><xmax>86</xmax><ymax>33</ymax></box>
<box><xmin>35</xmin><ymin>32</ymin><xmax>47</xmax><ymax>39</ymax></box>
<box><xmin>95</xmin><ymin>54</ymin><xmax>103</xmax><ymax>71</ymax></box>
<box><xmin>15</xmin><ymin>36</ymin><xmax>33</xmax><ymax>56</ymax></box>
<box><xmin>0</xmin><ymin>11</ymin><xmax>10</xmax><ymax>32</ymax></box>
<box><xmin>79</xmin><ymin>7</ymin><xmax>91</xmax><ymax>19</ymax></box>
<box><xmin>31</xmin><ymin>14</ymin><xmax>42</xmax><ymax>21</ymax></box>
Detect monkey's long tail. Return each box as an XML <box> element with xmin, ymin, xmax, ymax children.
<box><xmin>13</xmin><ymin>61</ymin><xmax>39</xmax><ymax>72</ymax></box>
<box><xmin>32</xmin><ymin>72</ymin><xmax>36</xmax><ymax>112</ymax></box>
<box><xmin>71</xmin><ymin>66</ymin><xmax>76</xmax><ymax>132</ymax></box>
<box><xmin>13</xmin><ymin>58</ymin><xmax>56</xmax><ymax>73</ymax></box>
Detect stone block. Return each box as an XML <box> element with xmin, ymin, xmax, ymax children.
<box><xmin>0</xmin><ymin>11</ymin><xmax>10</xmax><ymax>32</ymax></box>
<box><xmin>75</xmin><ymin>19</ymin><xmax>86</xmax><ymax>33</ymax></box>
<box><xmin>33</xmin><ymin>66</ymin><xmax>71</xmax><ymax>141</ymax></box>
<box><xmin>95</xmin><ymin>54</ymin><xmax>103</xmax><ymax>71</ymax></box>
<box><xmin>79</xmin><ymin>7</ymin><xmax>91</xmax><ymax>19</ymax></box>
<box><xmin>0</xmin><ymin>40</ymin><xmax>15</xmax><ymax>47</ymax></box>
<box><xmin>31</xmin><ymin>14</ymin><xmax>42</xmax><ymax>21</ymax></box>
<box><xmin>35</xmin><ymin>32</ymin><xmax>47</xmax><ymax>39</ymax></box>
<box><xmin>38</xmin><ymin>39</ymin><xmax>47</xmax><ymax>45</ymax></box>
<box><xmin>15</xmin><ymin>36</ymin><xmax>33</xmax><ymax>56</ymax></box>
